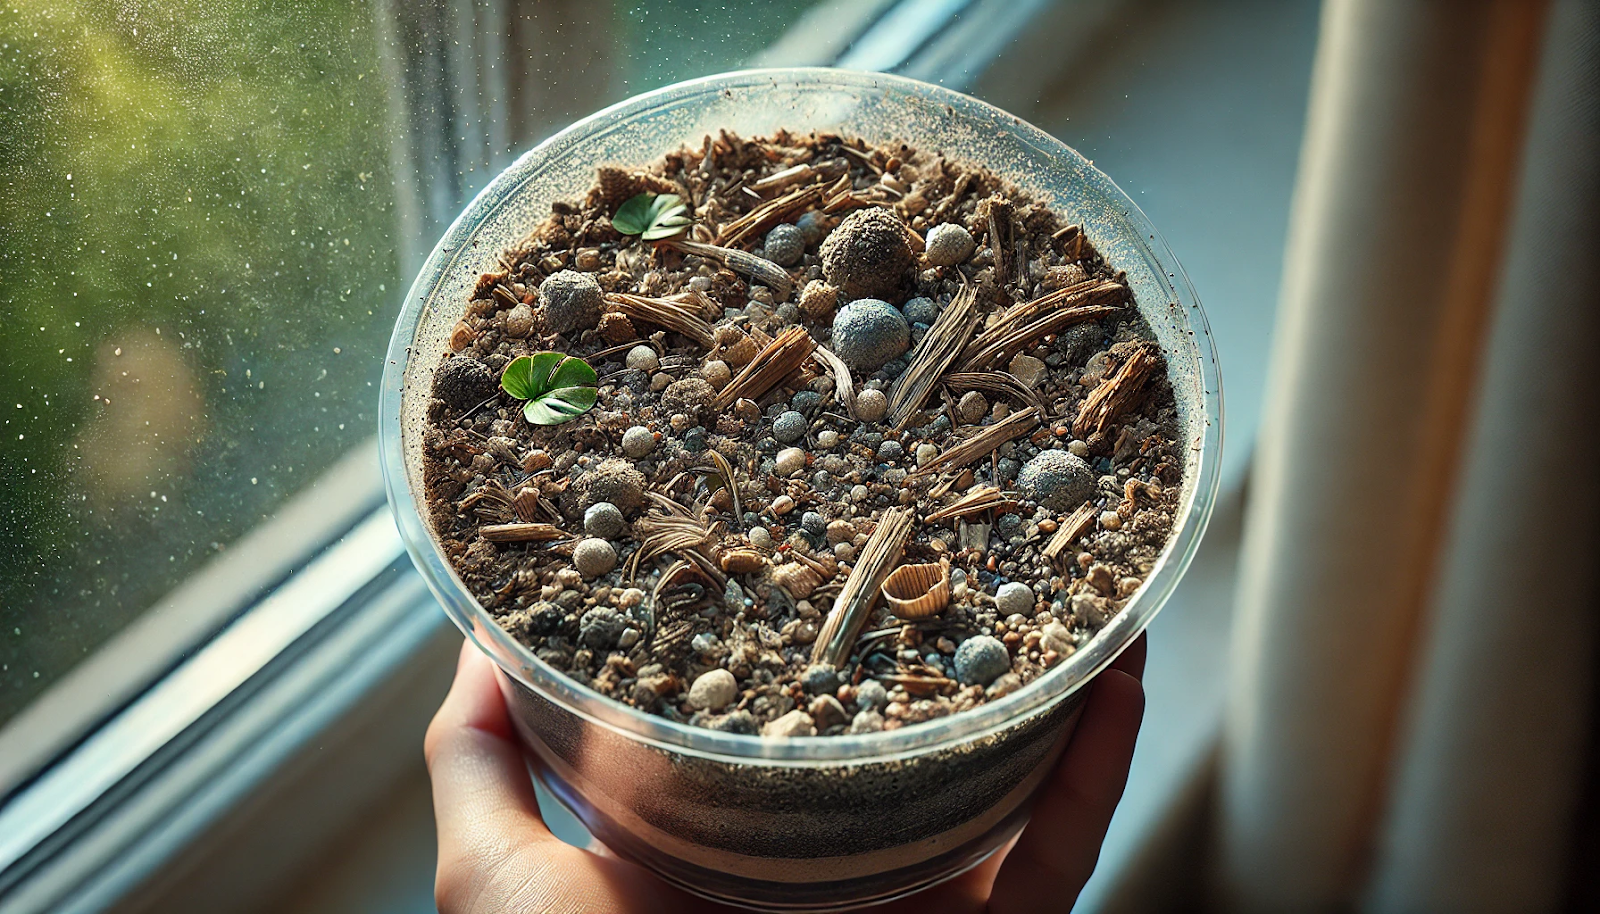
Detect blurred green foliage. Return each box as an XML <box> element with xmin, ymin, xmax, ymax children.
<box><xmin>0</xmin><ymin>0</ymin><xmax>399</xmax><ymax>721</ymax></box>
<box><xmin>0</xmin><ymin>0</ymin><xmax>815</xmax><ymax>727</ymax></box>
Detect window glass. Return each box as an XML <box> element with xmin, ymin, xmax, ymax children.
<box><xmin>0</xmin><ymin>0</ymin><xmax>815</xmax><ymax>729</ymax></box>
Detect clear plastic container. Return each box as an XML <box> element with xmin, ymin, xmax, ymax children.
<box><xmin>380</xmin><ymin>68</ymin><xmax>1222</xmax><ymax>911</ymax></box>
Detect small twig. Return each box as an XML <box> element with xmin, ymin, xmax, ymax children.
<box><xmin>813</xmin><ymin>507</ymin><xmax>914</xmax><ymax>668</ymax></box>
<box><xmin>810</xmin><ymin>342</ymin><xmax>858</xmax><ymax>420</ymax></box>
<box><xmin>888</xmin><ymin>281</ymin><xmax>981</xmax><ymax>430</ymax></box>
<box><xmin>910</xmin><ymin>408</ymin><xmax>1040</xmax><ymax>479</ymax></box>
<box><xmin>714</xmin><ymin>325</ymin><xmax>817</xmax><ymax>410</ymax></box>
<box><xmin>1073</xmin><ymin>341</ymin><xmax>1164</xmax><ymax>438</ymax></box>
<box><xmin>478</xmin><ymin>523</ymin><xmax>570</xmax><ymax>544</ymax></box>
<box><xmin>1043</xmin><ymin>502</ymin><xmax>1098</xmax><ymax>563</ymax></box>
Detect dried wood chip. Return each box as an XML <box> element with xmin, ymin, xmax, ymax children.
<box><xmin>478</xmin><ymin>523</ymin><xmax>569</xmax><ymax>544</ymax></box>
<box><xmin>940</xmin><ymin>370</ymin><xmax>1048</xmax><ymax>418</ymax></box>
<box><xmin>926</xmin><ymin>485</ymin><xmax>1018</xmax><ymax>524</ymax></box>
<box><xmin>1073</xmin><ymin>341</ymin><xmax>1164</xmax><ymax>438</ymax></box>
<box><xmin>887</xmin><ymin>281</ymin><xmax>981</xmax><ymax>429</ymax></box>
<box><xmin>715</xmin><ymin>184</ymin><xmax>825</xmax><ymax>248</ymax></box>
<box><xmin>813</xmin><ymin>506</ymin><xmax>914</xmax><ymax>668</ymax></box>
<box><xmin>714</xmin><ymin>325</ymin><xmax>817</xmax><ymax>410</ymax></box>
<box><xmin>909</xmin><ymin>408</ymin><xmax>1040</xmax><ymax>479</ymax></box>
<box><xmin>810</xmin><ymin>342</ymin><xmax>858</xmax><ymax>420</ymax></box>
<box><xmin>1042</xmin><ymin>502</ymin><xmax>1097</xmax><ymax>562</ymax></box>
<box><xmin>606</xmin><ymin>292</ymin><xmax>717</xmax><ymax>348</ymax></box>
<box><xmin>665</xmin><ymin>238</ymin><xmax>793</xmax><ymax>298</ymax></box>
<box><xmin>957</xmin><ymin>279</ymin><xmax>1127</xmax><ymax>372</ymax></box>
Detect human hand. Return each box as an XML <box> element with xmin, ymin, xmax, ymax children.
<box><xmin>425</xmin><ymin>634</ymin><xmax>1145</xmax><ymax>913</ymax></box>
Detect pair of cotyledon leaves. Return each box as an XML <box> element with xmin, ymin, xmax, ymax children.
<box><xmin>612</xmin><ymin>192</ymin><xmax>692</xmax><ymax>241</ymax></box>
<box><xmin>500</xmin><ymin>352</ymin><xmax>598</xmax><ymax>425</ymax></box>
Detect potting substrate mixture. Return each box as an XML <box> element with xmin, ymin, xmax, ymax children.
<box><xmin>423</xmin><ymin>130</ymin><xmax>1183</xmax><ymax>738</ymax></box>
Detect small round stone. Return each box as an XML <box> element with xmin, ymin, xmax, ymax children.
<box><xmin>996</xmin><ymin>581</ymin><xmax>1035</xmax><ymax>616</ymax></box>
<box><xmin>764</xmin><ymin>223</ymin><xmax>806</xmax><ymax>267</ymax></box>
<box><xmin>855</xmin><ymin>678</ymin><xmax>889</xmax><ymax>710</ymax></box>
<box><xmin>1099</xmin><ymin>510</ymin><xmax>1123</xmax><ymax>531</ymax></box>
<box><xmin>915</xmin><ymin>442</ymin><xmax>940</xmax><ymax>467</ymax></box>
<box><xmin>877</xmin><ymin>439</ymin><xmax>905</xmax><ymax>462</ymax></box>
<box><xmin>573</xmin><ymin>538</ymin><xmax>618</xmax><ymax>578</ymax></box>
<box><xmin>855</xmin><ymin>388</ymin><xmax>889</xmax><ymax>423</ymax></box>
<box><xmin>796</xmin><ymin>210</ymin><xmax>828</xmax><ymax>244</ymax></box>
<box><xmin>849</xmin><ymin>710</ymin><xmax>885</xmax><ymax>733</ymax></box>
<box><xmin>774</xmin><ymin>447</ymin><xmax>807</xmax><ymax>476</ymax></box>
<box><xmin>798</xmin><ymin>280</ymin><xmax>838</xmax><ymax>319</ymax></box>
<box><xmin>625</xmin><ymin>345</ymin><xmax>659</xmax><ymax>372</ymax></box>
<box><xmin>584</xmin><ymin>502</ymin><xmax>625</xmax><ymax>538</ymax></box>
<box><xmin>817</xmin><ymin>429</ymin><xmax>841</xmax><ymax>448</ymax></box>
<box><xmin>773</xmin><ymin>410</ymin><xmax>808</xmax><ymax>444</ymax></box>
<box><xmin>924</xmin><ymin>222</ymin><xmax>976</xmax><ymax>267</ymax></box>
<box><xmin>539</xmin><ymin>269</ymin><xmax>604</xmax><ymax>335</ymax></box>
<box><xmin>747</xmin><ymin>526</ymin><xmax>774</xmax><ymax>549</ymax></box>
<box><xmin>577</xmin><ymin>606</ymin><xmax>627</xmax><ymax>650</ymax></box>
<box><xmin>954</xmin><ymin>635</ymin><xmax>1012</xmax><ymax>686</ymax></box>
<box><xmin>791</xmin><ymin>390</ymin><xmax>823</xmax><ymax>414</ymax></box>
<box><xmin>762</xmin><ymin>709</ymin><xmax>817</xmax><ymax>738</ymax></box>
<box><xmin>1041</xmin><ymin>621</ymin><xmax>1076</xmax><ymax>657</ymax></box>
<box><xmin>802</xmin><ymin>663</ymin><xmax>842</xmax><ymax>694</ymax></box>
<box><xmin>575</xmin><ymin>458</ymin><xmax>646</xmax><ymax>511</ymax></box>
<box><xmin>831</xmin><ymin>298</ymin><xmax>909</xmax><ymax>372</ymax></box>
<box><xmin>772</xmin><ymin>494</ymin><xmax>796</xmax><ymax>515</ymax></box>
<box><xmin>902</xmin><ymin>296</ymin><xmax>938</xmax><ymax>325</ymax></box>
<box><xmin>1068</xmin><ymin>439</ymin><xmax>1091</xmax><ymax>457</ymax></box>
<box><xmin>1017</xmin><ymin>449</ymin><xmax>1096</xmax><ymax>510</ymax></box>
<box><xmin>688</xmin><ymin>669</ymin><xmax>739</xmax><ymax>711</ymax></box>
<box><xmin>702</xmin><ymin>359</ymin><xmax>732</xmax><ymax>389</ymax></box>
<box><xmin>801</xmin><ymin>511</ymin><xmax>828</xmax><ymax>536</ymax></box>
<box><xmin>621</xmin><ymin>426</ymin><xmax>656</xmax><ymax>458</ymax></box>
<box><xmin>662</xmin><ymin>377</ymin><xmax>717</xmax><ymax>424</ymax></box>
<box><xmin>820</xmin><ymin>207</ymin><xmax>914</xmax><ymax>301</ymax></box>
<box><xmin>432</xmin><ymin>357</ymin><xmax>496</xmax><ymax>412</ymax></box>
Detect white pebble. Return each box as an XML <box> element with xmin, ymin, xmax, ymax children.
<box><xmin>762</xmin><ymin>709</ymin><xmax>817</xmax><ymax>738</ymax></box>
<box><xmin>924</xmin><ymin>222</ymin><xmax>975</xmax><ymax>267</ymax></box>
<box><xmin>621</xmin><ymin>426</ymin><xmax>656</xmax><ymax>458</ymax></box>
<box><xmin>1099</xmin><ymin>510</ymin><xmax>1123</xmax><ymax>530</ymax></box>
<box><xmin>748</xmin><ymin>527</ymin><xmax>774</xmax><ymax>549</ymax></box>
<box><xmin>584</xmin><ymin>502</ymin><xmax>625</xmax><ymax>538</ymax></box>
<box><xmin>573</xmin><ymin>538</ymin><xmax>617</xmax><ymax>578</ymax></box>
<box><xmin>772</xmin><ymin>495</ymin><xmax>796</xmax><ymax>515</ymax></box>
<box><xmin>774</xmin><ymin>447</ymin><xmax>807</xmax><ymax>476</ymax></box>
<box><xmin>688</xmin><ymin>669</ymin><xmax>739</xmax><ymax>711</ymax></box>
<box><xmin>855</xmin><ymin>388</ymin><xmax>888</xmax><ymax>423</ymax></box>
<box><xmin>702</xmin><ymin>359</ymin><xmax>732</xmax><ymax>389</ymax></box>
<box><xmin>1041</xmin><ymin>621</ymin><xmax>1075</xmax><ymax>657</ymax></box>
<box><xmin>915</xmin><ymin>443</ymin><xmax>940</xmax><ymax>467</ymax></box>
<box><xmin>996</xmin><ymin>581</ymin><xmax>1034</xmax><ymax>616</ymax></box>
<box><xmin>817</xmin><ymin>429</ymin><xmax>840</xmax><ymax>448</ymax></box>
<box><xmin>626</xmin><ymin>345</ymin><xmax>659</xmax><ymax>372</ymax></box>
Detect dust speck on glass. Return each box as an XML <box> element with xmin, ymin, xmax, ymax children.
<box><xmin>0</xmin><ymin>0</ymin><xmax>815</xmax><ymax>728</ymax></box>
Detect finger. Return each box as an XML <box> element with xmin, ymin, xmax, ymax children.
<box><xmin>987</xmin><ymin>667</ymin><xmax>1145</xmax><ymax>914</ymax></box>
<box><xmin>1109</xmin><ymin>631</ymin><xmax>1147</xmax><ymax>681</ymax></box>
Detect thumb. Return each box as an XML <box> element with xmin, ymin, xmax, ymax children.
<box><xmin>425</xmin><ymin>641</ymin><xmax>561</xmax><ymax>907</ymax></box>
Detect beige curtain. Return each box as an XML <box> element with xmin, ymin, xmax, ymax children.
<box><xmin>1217</xmin><ymin>0</ymin><xmax>1600</xmax><ymax>910</ymax></box>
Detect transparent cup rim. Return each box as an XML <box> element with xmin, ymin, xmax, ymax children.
<box><xmin>379</xmin><ymin>67</ymin><xmax>1223</xmax><ymax>765</ymax></box>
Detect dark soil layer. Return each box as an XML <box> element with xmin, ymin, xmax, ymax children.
<box><xmin>422</xmin><ymin>130</ymin><xmax>1183</xmax><ymax>737</ymax></box>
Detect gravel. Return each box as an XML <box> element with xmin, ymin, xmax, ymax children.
<box><xmin>953</xmin><ymin>635</ymin><xmax>1012</xmax><ymax>686</ymax></box>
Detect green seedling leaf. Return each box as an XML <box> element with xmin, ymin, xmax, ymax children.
<box><xmin>499</xmin><ymin>354</ymin><xmax>539</xmax><ymax>400</ymax></box>
<box><xmin>499</xmin><ymin>352</ymin><xmax>599</xmax><ymax>426</ymax></box>
<box><xmin>613</xmin><ymin>192</ymin><xmax>692</xmax><ymax>241</ymax></box>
